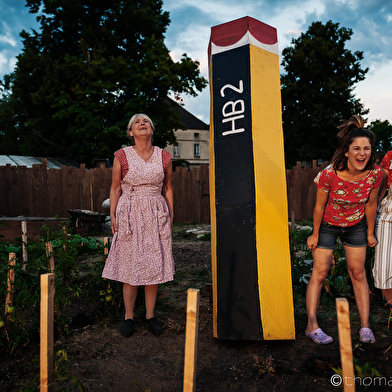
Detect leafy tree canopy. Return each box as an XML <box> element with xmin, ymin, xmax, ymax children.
<box><xmin>281</xmin><ymin>20</ymin><xmax>369</xmax><ymax>166</ymax></box>
<box><xmin>369</xmin><ymin>119</ymin><xmax>392</xmax><ymax>157</ymax></box>
<box><xmin>0</xmin><ymin>0</ymin><xmax>207</xmax><ymax>166</ymax></box>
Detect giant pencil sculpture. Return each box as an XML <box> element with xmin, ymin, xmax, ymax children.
<box><xmin>208</xmin><ymin>16</ymin><xmax>295</xmax><ymax>340</ymax></box>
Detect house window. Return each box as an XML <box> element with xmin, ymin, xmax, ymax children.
<box><xmin>194</xmin><ymin>144</ymin><xmax>200</xmax><ymax>157</ymax></box>
<box><xmin>173</xmin><ymin>145</ymin><xmax>180</xmax><ymax>157</ymax></box>
<box><xmin>194</xmin><ymin>132</ymin><xmax>200</xmax><ymax>139</ymax></box>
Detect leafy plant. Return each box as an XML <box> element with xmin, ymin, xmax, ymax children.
<box><xmin>0</xmin><ymin>220</ymin><xmax>109</xmax><ymax>356</ymax></box>
<box><xmin>198</xmin><ymin>232</ymin><xmax>211</xmax><ymax>241</ymax></box>
<box><xmin>290</xmin><ymin>224</ymin><xmax>314</xmax><ymax>289</ymax></box>
<box><xmin>253</xmin><ymin>355</ymin><xmax>276</xmax><ymax>374</ymax></box>
<box><xmin>332</xmin><ymin>358</ymin><xmax>380</xmax><ymax>381</ymax></box>
<box><xmin>324</xmin><ymin>254</ymin><xmax>354</xmax><ymax>298</ymax></box>
<box><xmin>324</xmin><ymin>275</ymin><xmax>353</xmax><ymax>299</ymax></box>
<box><xmin>20</xmin><ymin>350</ymin><xmax>85</xmax><ymax>391</ymax></box>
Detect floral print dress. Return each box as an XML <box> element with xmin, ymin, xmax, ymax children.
<box><xmin>102</xmin><ymin>146</ymin><xmax>174</xmax><ymax>285</ymax></box>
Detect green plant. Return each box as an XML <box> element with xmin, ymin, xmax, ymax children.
<box><xmin>0</xmin><ymin>220</ymin><xmax>108</xmax><ymax>357</ymax></box>
<box><xmin>332</xmin><ymin>358</ymin><xmax>380</xmax><ymax>382</ymax></box>
<box><xmin>323</xmin><ymin>249</ymin><xmax>354</xmax><ymax>298</ymax></box>
<box><xmin>20</xmin><ymin>350</ymin><xmax>85</xmax><ymax>391</ymax></box>
<box><xmin>198</xmin><ymin>232</ymin><xmax>211</xmax><ymax>241</ymax></box>
<box><xmin>290</xmin><ymin>226</ymin><xmax>313</xmax><ymax>245</ymax></box>
<box><xmin>253</xmin><ymin>355</ymin><xmax>276</xmax><ymax>374</ymax></box>
<box><xmin>290</xmin><ymin>225</ymin><xmax>314</xmax><ymax>289</ymax></box>
<box><xmin>85</xmin><ymin>253</ymin><xmax>123</xmax><ymax>321</ymax></box>
<box><xmin>324</xmin><ymin>275</ymin><xmax>354</xmax><ymax>299</ymax></box>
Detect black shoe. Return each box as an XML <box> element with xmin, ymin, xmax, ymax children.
<box><xmin>145</xmin><ymin>317</ymin><xmax>163</xmax><ymax>335</ymax></box>
<box><xmin>120</xmin><ymin>317</ymin><xmax>134</xmax><ymax>337</ymax></box>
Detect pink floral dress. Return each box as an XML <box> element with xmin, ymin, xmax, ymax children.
<box><xmin>102</xmin><ymin>146</ymin><xmax>174</xmax><ymax>285</ymax></box>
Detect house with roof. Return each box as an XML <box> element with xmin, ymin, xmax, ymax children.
<box><xmin>164</xmin><ymin>103</ymin><xmax>209</xmax><ymax>169</ymax></box>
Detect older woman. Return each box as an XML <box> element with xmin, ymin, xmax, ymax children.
<box><xmin>102</xmin><ymin>114</ymin><xmax>174</xmax><ymax>337</ymax></box>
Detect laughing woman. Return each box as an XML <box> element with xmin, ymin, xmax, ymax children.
<box><xmin>306</xmin><ymin>115</ymin><xmax>382</xmax><ymax>344</ymax></box>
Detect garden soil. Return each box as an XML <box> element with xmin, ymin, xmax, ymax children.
<box><xmin>1</xmin><ymin>228</ymin><xmax>392</xmax><ymax>392</ymax></box>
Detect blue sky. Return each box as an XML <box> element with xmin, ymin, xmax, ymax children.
<box><xmin>1</xmin><ymin>0</ymin><xmax>391</xmax><ymax>125</ymax></box>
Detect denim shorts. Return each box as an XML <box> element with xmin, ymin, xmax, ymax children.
<box><xmin>316</xmin><ymin>219</ymin><xmax>368</xmax><ymax>250</ymax></box>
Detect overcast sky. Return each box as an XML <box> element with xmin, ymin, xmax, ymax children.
<box><xmin>1</xmin><ymin>0</ymin><xmax>391</xmax><ymax>125</ymax></box>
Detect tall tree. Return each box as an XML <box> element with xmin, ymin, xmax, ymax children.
<box><xmin>0</xmin><ymin>0</ymin><xmax>207</xmax><ymax>165</ymax></box>
<box><xmin>369</xmin><ymin>119</ymin><xmax>392</xmax><ymax>157</ymax></box>
<box><xmin>281</xmin><ymin>20</ymin><xmax>368</xmax><ymax>166</ymax></box>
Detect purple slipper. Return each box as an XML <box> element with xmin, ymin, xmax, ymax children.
<box><xmin>305</xmin><ymin>328</ymin><xmax>333</xmax><ymax>344</ymax></box>
<box><xmin>359</xmin><ymin>327</ymin><xmax>375</xmax><ymax>343</ymax></box>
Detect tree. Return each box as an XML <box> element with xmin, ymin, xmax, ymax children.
<box><xmin>0</xmin><ymin>0</ymin><xmax>207</xmax><ymax>166</ymax></box>
<box><xmin>369</xmin><ymin>119</ymin><xmax>392</xmax><ymax>157</ymax></box>
<box><xmin>281</xmin><ymin>20</ymin><xmax>369</xmax><ymax>166</ymax></box>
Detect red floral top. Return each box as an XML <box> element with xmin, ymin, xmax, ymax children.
<box><xmin>114</xmin><ymin>147</ymin><xmax>171</xmax><ymax>180</ymax></box>
<box><xmin>380</xmin><ymin>150</ymin><xmax>392</xmax><ymax>189</ymax></box>
<box><xmin>314</xmin><ymin>164</ymin><xmax>382</xmax><ymax>227</ymax></box>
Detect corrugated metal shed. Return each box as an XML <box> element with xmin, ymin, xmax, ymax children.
<box><xmin>0</xmin><ymin>155</ymin><xmax>79</xmax><ymax>169</ymax></box>
<box><xmin>0</xmin><ymin>155</ymin><xmax>15</xmax><ymax>167</ymax></box>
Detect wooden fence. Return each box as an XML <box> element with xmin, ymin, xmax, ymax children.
<box><xmin>286</xmin><ymin>160</ymin><xmax>330</xmax><ymax>221</ymax></box>
<box><xmin>0</xmin><ymin>159</ymin><xmax>327</xmax><ymax>225</ymax></box>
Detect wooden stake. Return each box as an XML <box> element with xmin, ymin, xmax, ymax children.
<box><xmin>104</xmin><ymin>237</ymin><xmax>109</xmax><ymax>257</ymax></box>
<box><xmin>45</xmin><ymin>242</ymin><xmax>55</xmax><ymax>272</ymax></box>
<box><xmin>5</xmin><ymin>253</ymin><xmax>16</xmax><ymax>313</ymax></box>
<box><xmin>103</xmin><ymin>238</ymin><xmax>111</xmax><ymax>289</ymax></box>
<box><xmin>336</xmin><ymin>298</ymin><xmax>355</xmax><ymax>392</ymax></box>
<box><xmin>183</xmin><ymin>288</ymin><xmax>200</xmax><ymax>392</ymax></box>
<box><xmin>61</xmin><ymin>226</ymin><xmax>70</xmax><ymax>288</ymax></box>
<box><xmin>40</xmin><ymin>273</ymin><xmax>55</xmax><ymax>392</ymax></box>
<box><xmin>290</xmin><ymin>210</ymin><xmax>295</xmax><ymax>232</ymax></box>
<box><xmin>62</xmin><ymin>226</ymin><xmax>68</xmax><ymax>253</ymax></box>
<box><xmin>22</xmin><ymin>221</ymin><xmax>28</xmax><ymax>270</ymax></box>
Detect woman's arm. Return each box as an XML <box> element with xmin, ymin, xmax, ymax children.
<box><xmin>377</xmin><ymin>167</ymin><xmax>389</xmax><ymax>204</ymax></box>
<box><xmin>109</xmin><ymin>157</ymin><xmax>122</xmax><ymax>235</ymax></box>
<box><xmin>162</xmin><ymin>162</ymin><xmax>174</xmax><ymax>229</ymax></box>
<box><xmin>307</xmin><ymin>188</ymin><xmax>329</xmax><ymax>251</ymax></box>
<box><xmin>365</xmin><ymin>187</ymin><xmax>379</xmax><ymax>247</ymax></box>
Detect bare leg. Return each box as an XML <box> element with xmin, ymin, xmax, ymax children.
<box><xmin>145</xmin><ymin>284</ymin><xmax>158</xmax><ymax>319</ymax></box>
<box><xmin>123</xmin><ymin>283</ymin><xmax>138</xmax><ymax>320</ymax></box>
<box><xmin>382</xmin><ymin>288</ymin><xmax>392</xmax><ymax>308</ymax></box>
<box><xmin>345</xmin><ymin>245</ymin><xmax>369</xmax><ymax>328</ymax></box>
<box><xmin>306</xmin><ymin>248</ymin><xmax>333</xmax><ymax>333</ymax></box>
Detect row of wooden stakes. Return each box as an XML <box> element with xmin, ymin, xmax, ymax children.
<box><xmin>3</xmin><ymin>219</ymin><xmax>354</xmax><ymax>391</ymax></box>
<box><xmin>4</xmin><ymin>235</ymin><xmax>200</xmax><ymax>392</ymax></box>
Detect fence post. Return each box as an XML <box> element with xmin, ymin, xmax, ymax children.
<box><xmin>40</xmin><ymin>273</ymin><xmax>55</xmax><ymax>392</ymax></box>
